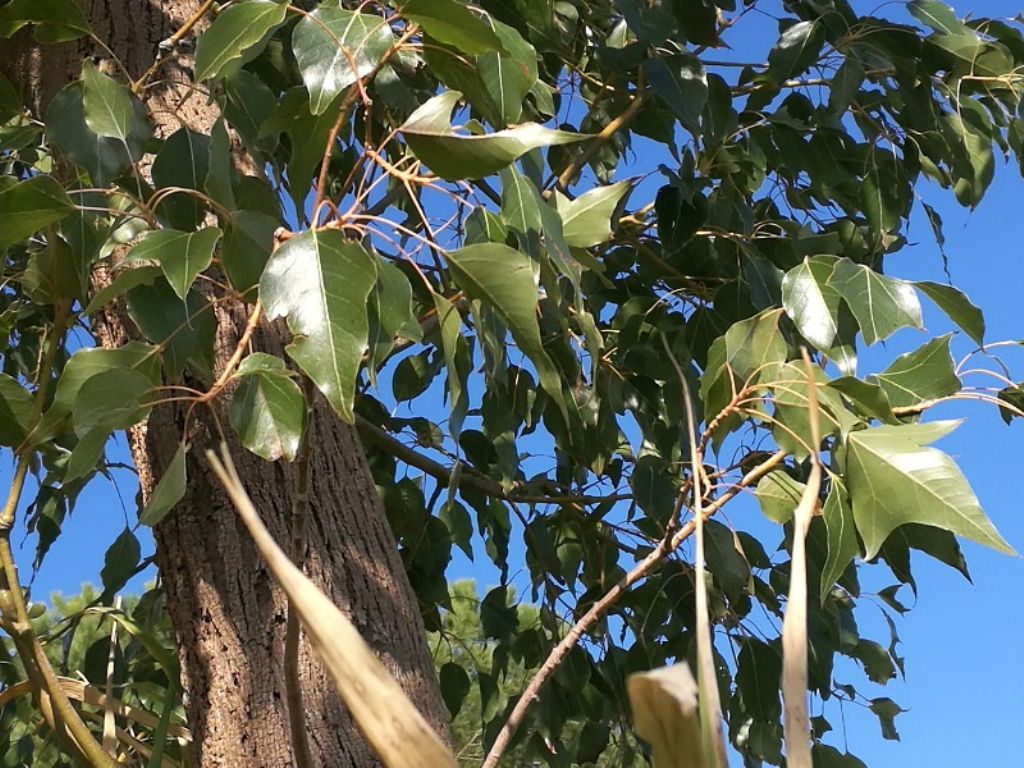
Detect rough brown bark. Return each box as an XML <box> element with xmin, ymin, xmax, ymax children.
<box><xmin>5</xmin><ymin>0</ymin><xmax>449</xmax><ymax>764</ymax></box>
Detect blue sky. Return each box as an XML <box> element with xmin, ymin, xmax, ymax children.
<box><xmin>4</xmin><ymin>1</ymin><xmax>1024</xmax><ymax>765</ymax></box>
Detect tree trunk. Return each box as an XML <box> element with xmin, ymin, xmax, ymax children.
<box><xmin>5</xmin><ymin>0</ymin><xmax>449</xmax><ymax>764</ymax></box>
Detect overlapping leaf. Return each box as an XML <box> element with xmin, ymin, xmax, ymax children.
<box><xmin>193</xmin><ymin>0</ymin><xmax>288</xmax><ymax>81</ymax></box>
<box><xmin>292</xmin><ymin>5</ymin><xmax>395</xmax><ymax>115</ymax></box>
<box><xmin>844</xmin><ymin>420</ymin><xmax>1014</xmax><ymax>559</ymax></box>
<box><xmin>400</xmin><ymin>90</ymin><xmax>585</xmax><ymax>180</ymax></box>
<box><xmin>260</xmin><ymin>229</ymin><xmax>377</xmax><ymax>422</ymax></box>
<box><xmin>123</xmin><ymin>227</ymin><xmax>222</xmax><ymax>300</ymax></box>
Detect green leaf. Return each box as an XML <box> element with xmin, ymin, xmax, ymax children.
<box><xmin>476</xmin><ymin>19</ymin><xmax>538</xmax><ymax>126</ymax></box>
<box><xmin>367</xmin><ymin>262</ymin><xmax>422</xmax><ymax>376</ymax></box>
<box><xmin>84</xmin><ymin>266</ymin><xmax>162</xmax><ymax>314</ymax></box>
<box><xmin>446</xmin><ymin>243</ymin><xmax>566</xmax><ymax>422</ymax></box>
<box><xmin>553</xmin><ymin>181</ymin><xmax>630</xmax><ymax>248</ymax></box>
<box><xmin>139</xmin><ymin>442</ymin><xmax>187</xmax><ymax>527</ymax></box>
<box><xmin>700</xmin><ymin>308</ymin><xmax>787</xmax><ymax>423</ymax></box>
<box><xmin>221</xmin><ymin>210</ymin><xmax>278</xmax><ymax>296</ymax></box>
<box><xmin>916</xmin><ymin>281</ymin><xmax>984</xmax><ymax>346</ymax></box>
<box><xmin>736</xmin><ymin>638</ymin><xmax>782</xmax><ymax>721</ymax></box>
<box><xmin>65</xmin><ymin>427</ymin><xmax>109</xmax><ymax>483</ymax></box>
<box><xmin>46</xmin><ymin>82</ymin><xmax>146</xmax><ymax>186</ymax></box>
<box><xmin>292</xmin><ymin>5</ymin><xmax>395</xmax><ymax>115</ymax></box>
<box><xmin>0</xmin><ymin>0</ymin><xmax>90</xmax><ymax>42</ymax></box>
<box><xmin>432</xmin><ymin>291</ymin><xmax>470</xmax><ymax>438</ymax></box>
<box><xmin>124</xmin><ymin>227</ymin><xmax>222</xmax><ymax>301</ymax></box>
<box><xmin>127</xmin><ymin>279</ymin><xmax>217</xmax><ymax>381</ymax></box>
<box><xmin>828</xmin><ymin>57</ymin><xmax>864</xmax><ymax>115</ymax></box>
<box><xmin>870</xmin><ymin>335</ymin><xmax>959</xmax><ymax>410</ymax></box>
<box><xmin>193</xmin><ymin>0</ymin><xmax>288</xmax><ymax>81</ymax></box>
<box><xmin>850</xmin><ymin>640</ymin><xmax>895</xmax><ymax>684</ymax></box>
<box><xmin>845</xmin><ymin>420</ymin><xmax>1015</xmax><ymax>559</ymax></box>
<box><xmin>644</xmin><ymin>52</ymin><xmax>708</xmax><ymax>134</ymax></box>
<box><xmin>81</xmin><ymin>63</ymin><xmax>147</xmax><ymax>143</ymax></box>
<box><xmin>205</xmin><ymin>118</ymin><xmax>237</xmax><ymax>210</ymax></box>
<box><xmin>704</xmin><ymin>519</ymin><xmax>751</xmax><ymax>601</ymax></box>
<box><xmin>400</xmin><ymin>90</ymin><xmax>585</xmax><ymax>180</ymax></box>
<box><xmin>439</xmin><ymin>661</ymin><xmax>471</xmax><ymax>717</ymax></box>
<box><xmin>909</xmin><ymin>0</ymin><xmax>962</xmax><ymax>34</ymax></box>
<box><xmin>72</xmin><ymin>368</ymin><xmax>153</xmax><ymax>437</ymax></box>
<box><xmin>782</xmin><ymin>256</ymin><xmax>842</xmax><ymax>350</ymax></box>
<box><xmin>768</xmin><ymin>20</ymin><xmax>825</xmax><ymax>81</ymax></box>
<box><xmin>831</xmin><ymin>259</ymin><xmax>922</xmax><ymax>345</ymax></box>
<box><xmin>100</xmin><ymin>528</ymin><xmax>141</xmax><ymax>599</ymax></box>
<box><xmin>400</xmin><ymin>0</ymin><xmax>503</xmax><ymax>57</ymax></box>
<box><xmin>0</xmin><ymin>374</ymin><xmax>34</xmax><ymax>447</ymax></box>
<box><xmin>151</xmin><ymin>129</ymin><xmax>211</xmax><ymax>230</ymax></box>
<box><xmin>0</xmin><ymin>176</ymin><xmax>74</xmax><ymax>252</ymax></box>
<box><xmin>820</xmin><ymin>481</ymin><xmax>859</xmax><ymax>598</ymax></box>
<box><xmin>828</xmin><ymin>376</ymin><xmax>897</xmax><ymax>424</ymax></box>
<box><xmin>755</xmin><ymin>470</ymin><xmax>805</xmax><ymax>524</ymax></box>
<box><xmin>45</xmin><ymin>342</ymin><xmax>161</xmax><ymax>419</ymax></box>
<box><xmin>230</xmin><ymin>357</ymin><xmax>307</xmax><ymax>462</ymax></box>
<box><xmin>867</xmin><ymin>698</ymin><xmax>903</xmax><ymax>742</ymax></box>
<box><xmin>260</xmin><ymin>229</ymin><xmax>377</xmax><ymax>422</ymax></box>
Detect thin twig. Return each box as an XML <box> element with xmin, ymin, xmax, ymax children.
<box><xmin>284</xmin><ymin>378</ymin><xmax>316</xmax><ymax>768</ymax></box>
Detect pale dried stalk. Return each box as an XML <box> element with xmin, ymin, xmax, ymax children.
<box><xmin>680</xmin><ymin>374</ymin><xmax>728</xmax><ymax>768</ymax></box>
<box><xmin>780</xmin><ymin>351</ymin><xmax>822</xmax><ymax>768</ymax></box>
<box><xmin>206</xmin><ymin>445</ymin><xmax>456</xmax><ymax>768</ymax></box>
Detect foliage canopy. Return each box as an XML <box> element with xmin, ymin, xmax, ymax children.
<box><xmin>2</xmin><ymin>0</ymin><xmax>1024</xmax><ymax>765</ymax></box>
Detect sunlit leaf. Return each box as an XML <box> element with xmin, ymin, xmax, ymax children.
<box><xmin>293</xmin><ymin>5</ymin><xmax>395</xmax><ymax>115</ymax></box>
<box><xmin>845</xmin><ymin>420</ymin><xmax>1015</xmax><ymax>559</ymax></box>
<box><xmin>260</xmin><ymin>229</ymin><xmax>377</xmax><ymax>422</ymax></box>
<box><xmin>400</xmin><ymin>90</ymin><xmax>585</xmax><ymax>180</ymax></box>
<box><xmin>193</xmin><ymin>0</ymin><xmax>288</xmax><ymax>81</ymax></box>
<box><xmin>124</xmin><ymin>227</ymin><xmax>222</xmax><ymax>300</ymax></box>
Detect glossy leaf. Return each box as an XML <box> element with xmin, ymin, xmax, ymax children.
<box><xmin>845</xmin><ymin>420</ymin><xmax>1015</xmax><ymax>559</ymax></box>
<box><xmin>260</xmin><ymin>229</ymin><xmax>377</xmax><ymax>422</ymax></box>
<box><xmin>151</xmin><ymin>129</ymin><xmax>211</xmax><ymax>230</ymax></box>
<box><xmin>831</xmin><ymin>259</ymin><xmax>922</xmax><ymax>345</ymax></box>
<box><xmin>476</xmin><ymin>19</ymin><xmax>538</xmax><ymax>126</ymax></box>
<box><xmin>400</xmin><ymin>90</ymin><xmax>585</xmax><ymax>180</ymax></box>
<box><xmin>81</xmin><ymin>63</ymin><xmax>148</xmax><ymax>144</ymax></box>
<box><xmin>193</xmin><ymin>0</ymin><xmax>288</xmax><ymax>81</ymax></box>
<box><xmin>123</xmin><ymin>227</ymin><xmax>222</xmax><ymax>300</ymax></box>
<box><xmin>221</xmin><ymin>210</ymin><xmax>277</xmax><ymax>296</ymax></box>
<box><xmin>432</xmin><ymin>292</ymin><xmax>470</xmax><ymax>438</ymax></box>
<box><xmin>293</xmin><ymin>5</ymin><xmax>395</xmax><ymax>115</ymax></box>
<box><xmin>768</xmin><ymin>20</ymin><xmax>824</xmax><ymax>81</ymax></box>
<box><xmin>100</xmin><ymin>528</ymin><xmax>141</xmax><ymax>599</ymax></box>
<box><xmin>126</xmin><ymin>279</ymin><xmax>217</xmax><ymax>381</ymax></box>
<box><xmin>782</xmin><ymin>256</ymin><xmax>842</xmax><ymax>350</ymax></box>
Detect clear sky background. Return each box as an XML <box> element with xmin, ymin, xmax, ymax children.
<box><xmin>3</xmin><ymin>1</ymin><xmax>1024</xmax><ymax>765</ymax></box>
